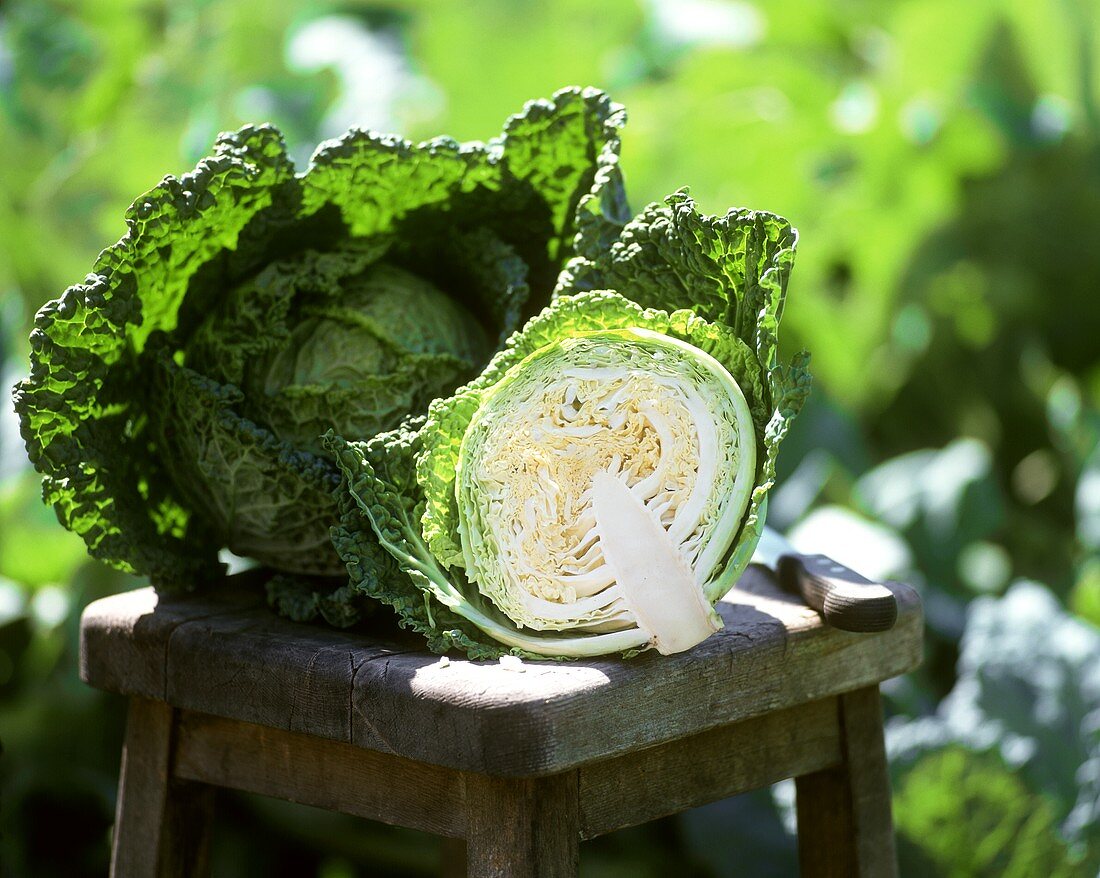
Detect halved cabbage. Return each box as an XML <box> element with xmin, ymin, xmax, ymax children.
<box><xmin>327</xmin><ymin>287</ymin><xmax>810</xmax><ymax>659</ymax></box>
<box><xmin>455</xmin><ymin>329</ymin><xmax>755</xmax><ymax>652</ymax></box>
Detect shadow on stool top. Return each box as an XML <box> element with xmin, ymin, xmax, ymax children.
<box><xmin>80</xmin><ymin>566</ymin><xmax>921</xmax><ymax>777</ymax></box>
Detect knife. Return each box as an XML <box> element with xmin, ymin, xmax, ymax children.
<box><xmin>751</xmin><ymin>526</ymin><xmax>898</xmax><ymax>632</ymax></box>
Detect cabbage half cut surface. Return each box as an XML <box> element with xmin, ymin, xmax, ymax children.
<box><xmin>456</xmin><ymin>330</ymin><xmax>755</xmax><ymax>654</ymax></box>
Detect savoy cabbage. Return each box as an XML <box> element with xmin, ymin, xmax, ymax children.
<box><xmin>14</xmin><ymin>87</ymin><xmax>630</xmax><ymax>584</ymax></box>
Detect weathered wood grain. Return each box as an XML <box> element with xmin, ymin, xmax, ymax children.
<box><xmin>158</xmin><ymin>780</ymin><xmax>214</xmax><ymax>878</ymax></box>
<box><xmin>166</xmin><ymin>611</ymin><xmax>415</xmax><ymax>746</ymax></box>
<box><xmin>111</xmin><ymin>697</ymin><xmax>213</xmax><ymax>878</ymax></box>
<box><xmin>795</xmin><ymin>687</ymin><xmax>899</xmax><ymax>878</ymax></box>
<box><xmin>111</xmin><ymin>697</ymin><xmax>172</xmax><ymax>878</ymax></box>
<box><xmin>81</xmin><ymin>567</ymin><xmax>922</xmax><ymax>777</ymax></box>
<box><xmin>80</xmin><ymin>586</ymin><xmax>261</xmax><ymax>700</ymax></box>
<box><xmin>499</xmin><ymin>581</ymin><xmax>917</xmax><ymax>777</ymax></box>
<box><xmin>578</xmin><ymin>697</ymin><xmax>842</xmax><ymax>839</ymax></box>
<box><xmin>172</xmin><ymin>710</ymin><xmax>466</xmax><ymax>838</ymax></box>
<box><xmin>840</xmin><ymin>686</ymin><xmax>898</xmax><ymax>877</ymax></box>
<box><xmin>465</xmin><ymin>772</ymin><xmax>580</xmax><ymax>878</ymax></box>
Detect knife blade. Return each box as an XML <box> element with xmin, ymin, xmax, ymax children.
<box><xmin>751</xmin><ymin>526</ymin><xmax>898</xmax><ymax>632</ymax></box>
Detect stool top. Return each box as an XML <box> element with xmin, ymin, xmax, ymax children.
<box><xmin>80</xmin><ymin>567</ymin><xmax>921</xmax><ymax>777</ymax></box>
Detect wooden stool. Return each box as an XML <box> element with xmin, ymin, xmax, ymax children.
<box><xmin>80</xmin><ymin>566</ymin><xmax>922</xmax><ymax>877</ymax></box>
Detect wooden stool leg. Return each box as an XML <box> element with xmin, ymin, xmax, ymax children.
<box><xmin>464</xmin><ymin>773</ymin><xmax>579</xmax><ymax>878</ymax></box>
<box><xmin>111</xmin><ymin>697</ymin><xmax>214</xmax><ymax>878</ymax></box>
<box><xmin>794</xmin><ymin>686</ymin><xmax>898</xmax><ymax>878</ymax></box>
<box><xmin>441</xmin><ymin>837</ymin><xmax>467</xmax><ymax>878</ymax></box>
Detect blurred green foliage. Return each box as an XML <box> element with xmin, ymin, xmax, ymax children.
<box><xmin>2</xmin><ymin>0</ymin><xmax>1098</xmax><ymax>875</ymax></box>
<box><xmin>894</xmin><ymin>747</ymin><xmax>1078</xmax><ymax>878</ymax></box>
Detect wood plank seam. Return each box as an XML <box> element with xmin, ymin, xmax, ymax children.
<box><xmin>161</xmin><ymin>607</ymin><xmax>264</xmax><ymax>702</ymax></box>
<box><xmin>345</xmin><ymin>650</ymin><xmax>356</xmax><ymax>746</ymax></box>
<box><xmin>81</xmin><ymin>601</ymin><xmax>253</xmax><ymax>700</ymax></box>
<box><xmin>157</xmin><ymin>611</ymin><xmax>247</xmax><ymax>699</ymax></box>
<box><xmin>350</xmin><ymin>651</ymin><xmax>425</xmax><ymax>754</ymax></box>
<box><xmin>296</xmin><ymin>646</ymin><xmax>356</xmax><ymax>746</ymax></box>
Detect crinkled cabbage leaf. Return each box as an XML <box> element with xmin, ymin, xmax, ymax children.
<box><xmin>328</xmin><ymin>193</ymin><xmax>810</xmax><ymax>658</ymax></box>
<box><xmin>14</xmin><ymin>87</ymin><xmax>628</xmax><ymax>587</ymax></box>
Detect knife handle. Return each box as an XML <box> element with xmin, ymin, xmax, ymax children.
<box><xmin>776</xmin><ymin>554</ymin><xmax>898</xmax><ymax>632</ymax></box>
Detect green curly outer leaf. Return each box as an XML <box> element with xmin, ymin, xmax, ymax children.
<box><xmin>301</xmin><ymin>86</ymin><xmax>628</xmax><ymax>291</ymax></box>
<box><xmin>326</xmin><ymin>422</ymin><xmax>513</xmax><ymax>659</ymax></box>
<box><xmin>559</xmin><ymin>189</ymin><xmax>798</xmax><ymax>372</ymax></box>
<box><xmin>12</xmin><ymin>125</ymin><xmax>292</xmax><ymax>584</ymax></box>
<box><xmin>14</xmin><ymin>86</ymin><xmax>628</xmax><ymax>587</ymax></box>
